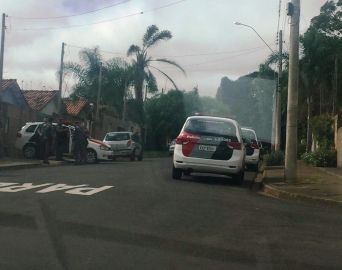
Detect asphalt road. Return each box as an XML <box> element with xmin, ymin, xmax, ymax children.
<box><xmin>0</xmin><ymin>158</ymin><xmax>341</xmax><ymax>270</ymax></box>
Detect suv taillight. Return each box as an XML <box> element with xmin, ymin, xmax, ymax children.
<box><xmin>176</xmin><ymin>131</ymin><xmax>200</xmax><ymax>145</ymax></box>
<box><xmin>176</xmin><ymin>131</ymin><xmax>200</xmax><ymax>156</ymax></box>
<box><xmin>227</xmin><ymin>141</ymin><xmax>242</xmax><ymax>150</ymax></box>
<box><xmin>16</xmin><ymin>132</ymin><xmax>22</xmax><ymax>138</ymax></box>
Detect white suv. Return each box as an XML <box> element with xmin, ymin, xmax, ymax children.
<box><xmin>172</xmin><ymin>116</ymin><xmax>246</xmax><ymax>184</ymax></box>
<box><xmin>241</xmin><ymin>127</ymin><xmax>260</xmax><ymax>171</ymax></box>
<box><xmin>15</xmin><ymin>122</ymin><xmax>113</xmax><ymax>163</ymax></box>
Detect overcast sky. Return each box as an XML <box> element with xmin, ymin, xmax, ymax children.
<box><xmin>2</xmin><ymin>0</ymin><xmax>327</xmax><ymax>96</ymax></box>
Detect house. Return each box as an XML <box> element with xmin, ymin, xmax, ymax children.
<box><xmin>22</xmin><ymin>90</ymin><xmax>59</xmax><ymax>117</ymax></box>
<box><xmin>0</xmin><ymin>79</ymin><xmax>36</xmax><ymax>156</ymax></box>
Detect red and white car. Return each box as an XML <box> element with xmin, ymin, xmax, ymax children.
<box><xmin>241</xmin><ymin>127</ymin><xmax>260</xmax><ymax>171</ymax></box>
<box><xmin>172</xmin><ymin>116</ymin><xmax>246</xmax><ymax>184</ymax></box>
<box><xmin>15</xmin><ymin>122</ymin><xmax>113</xmax><ymax>163</ymax></box>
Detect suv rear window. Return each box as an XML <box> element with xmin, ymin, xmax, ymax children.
<box><xmin>184</xmin><ymin>119</ymin><xmax>237</xmax><ymax>138</ymax></box>
<box><xmin>25</xmin><ymin>125</ymin><xmax>37</xmax><ymax>133</ymax></box>
<box><xmin>105</xmin><ymin>133</ymin><xmax>130</xmax><ymax>141</ymax></box>
<box><xmin>242</xmin><ymin>129</ymin><xmax>257</xmax><ymax>143</ymax></box>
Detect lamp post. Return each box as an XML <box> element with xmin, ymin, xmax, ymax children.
<box><xmin>234</xmin><ymin>21</ymin><xmax>279</xmax><ymax>150</ymax></box>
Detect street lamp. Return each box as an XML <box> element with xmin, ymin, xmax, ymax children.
<box><xmin>233</xmin><ymin>21</ymin><xmax>279</xmax><ymax>150</ymax></box>
<box><xmin>233</xmin><ymin>22</ymin><xmax>275</xmax><ymax>53</ymax></box>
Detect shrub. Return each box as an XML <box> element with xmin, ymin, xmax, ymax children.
<box><xmin>264</xmin><ymin>150</ymin><xmax>285</xmax><ymax>166</ymax></box>
<box><xmin>301</xmin><ymin>149</ymin><xmax>337</xmax><ymax>167</ymax></box>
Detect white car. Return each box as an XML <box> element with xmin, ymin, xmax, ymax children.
<box><xmin>103</xmin><ymin>131</ymin><xmax>143</xmax><ymax>161</ymax></box>
<box><xmin>15</xmin><ymin>122</ymin><xmax>113</xmax><ymax>163</ymax></box>
<box><xmin>168</xmin><ymin>139</ymin><xmax>175</xmax><ymax>156</ymax></box>
<box><xmin>172</xmin><ymin>116</ymin><xmax>246</xmax><ymax>184</ymax></box>
<box><xmin>241</xmin><ymin>127</ymin><xmax>260</xmax><ymax>171</ymax></box>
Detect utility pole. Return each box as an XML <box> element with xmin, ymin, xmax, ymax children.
<box><xmin>57</xmin><ymin>42</ymin><xmax>65</xmax><ymax>114</ymax></box>
<box><xmin>285</xmin><ymin>0</ymin><xmax>300</xmax><ymax>181</ymax></box>
<box><xmin>94</xmin><ymin>61</ymin><xmax>102</xmax><ymax>137</ymax></box>
<box><xmin>0</xmin><ymin>13</ymin><xmax>7</xmax><ymax>92</ymax></box>
<box><xmin>333</xmin><ymin>55</ymin><xmax>338</xmax><ymax>115</ymax></box>
<box><xmin>275</xmin><ymin>30</ymin><xmax>283</xmax><ymax>151</ymax></box>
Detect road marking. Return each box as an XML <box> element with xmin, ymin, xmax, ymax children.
<box><xmin>0</xmin><ymin>182</ymin><xmax>114</xmax><ymax>196</ymax></box>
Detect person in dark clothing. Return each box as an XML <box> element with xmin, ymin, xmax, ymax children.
<box><xmin>55</xmin><ymin>118</ymin><xmax>67</xmax><ymax>161</ymax></box>
<box><xmin>73</xmin><ymin>122</ymin><xmax>88</xmax><ymax>165</ymax></box>
<box><xmin>38</xmin><ymin>117</ymin><xmax>53</xmax><ymax>164</ymax></box>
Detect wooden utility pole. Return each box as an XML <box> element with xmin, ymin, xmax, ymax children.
<box><xmin>0</xmin><ymin>13</ymin><xmax>7</xmax><ymax>92</ymax></box>
<box><xmin>95</xmin><ymin>62</ymin><xmax>102</xmax><ymax>125</ymax></box>
<box><xmin>58</xmin><ymin>42</ymin><xmax>65</xmax><ymax>114</ymax></box>
<box><xmin>275</xmin><ymin>30</ymin><xmax>283</xmax><ymax>151</ymax></box>
<box><xmin>285</xmin><ymin>0</ymin><xmax>300</xmax><ymax>181</ymax></box>
<box><xmin>333</xmin><ymin>55</ymin><xmax>338</xmax><ymax>115</ymax></box>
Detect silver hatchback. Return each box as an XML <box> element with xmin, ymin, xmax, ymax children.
<box><xmin>103</xmin><ymin>132</ymin><xmax>143</xmax><ymax>161</ymax></box>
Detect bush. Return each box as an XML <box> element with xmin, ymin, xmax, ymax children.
<box><xmin>301</xmin><ymin>149</ymin><xmax>337</xmax><ymax>167</ymax></box>
<box><xmin>264</xmin><ymin>151</ymin><xmax>285</xmax><ymax>166</ymax></box>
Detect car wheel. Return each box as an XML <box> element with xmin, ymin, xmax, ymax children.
<box><xmin>232</xmin><ymin>170</ymin><xmax>244</xmax><ymax>185</ymax></box>
<box><xmin>23</xmin><ymin>144</ymin><xmax>37</xmax><ymax>159</ymax></box>
<box><xmin>86</xmin><ymin>149</ymin><xmax>97</xmax><ymax>164</ymax></box>
<box><xmin>172</xmin><ymin>166</ymin><xmax>182</xmax><ymax>180</ymax></box>
<box><xmin>130</xmin><ymin>150</ymin><xmax>136</xmax><ymax>161</ymax></box>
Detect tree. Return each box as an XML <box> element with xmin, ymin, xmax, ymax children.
<box><xmin>64</xmin><ymin>48</ymin><xmax>132</xmax><ymax>118</ymax></box>
<box><xmin>127</xmin><ymin>25</ymin><xmax>185</xmax><ymax>125</ymax></box>
<box><xmin>145</xmin><ymin>90</ymin><xmax>186</xmax><ymax>149</ymax></box>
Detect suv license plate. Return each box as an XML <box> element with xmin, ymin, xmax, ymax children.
<box><xmin>198</xmin><ymin>145</ymin><xmax>216</xmax><ymax>152</ymax></box>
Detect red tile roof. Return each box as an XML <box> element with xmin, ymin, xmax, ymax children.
<box><xmin>22</xmin><ymin>90</ymin><xmax>58</xmax><ymax>111</ymax></box>
<box><xmin>63</xmin><ymin>98</ymin><xmax>88</xmax><ymax>116</ymax></box>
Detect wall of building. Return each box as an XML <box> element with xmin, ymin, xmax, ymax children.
<box><xmin>0</xmin><ymin>103</ymin><xmax>37</xmax><ymax>156</ymax></box>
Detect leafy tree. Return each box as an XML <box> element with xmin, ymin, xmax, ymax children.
<box><xmin>145</xmin><ymin>90</ymin><xmax>186</xmax><ymax>149</ymax></box>
<box><xmin>127</xmin><ymin>25</ymin><xmax>185</xmax><ymax>125</ymax></box>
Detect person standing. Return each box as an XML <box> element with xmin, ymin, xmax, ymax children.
<box><xmin>55</xmin><ymin>118</ymin><xmax>67</xmax><ymax>161</ymax></box>
<box><xmin>38</xmin><ymin>117</ymin><xmax>53</xmax><ymax>164</ymax></box>
<box><xmin>73</xmin><ymin>122</ymin><xmax>88</xmax><ymax>165</ymax></box>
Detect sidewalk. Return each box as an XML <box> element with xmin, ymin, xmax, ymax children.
<box><xmin>0</xmin><ymin>157</ymin><xmax>73</xmax><ymax>171</ymax></box>
<box><xmin>262</xmin><ymin>160</ymin><xmax>342</xmax><ymax>207</ymax></box>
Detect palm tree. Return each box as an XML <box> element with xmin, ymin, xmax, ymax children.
<box><xmin>127</xmin><ymin>24</ymin><xmax>185</xmax><ymax>111</ymax></box>
<box><xmin>64</xmin><ymin>48</ymin><xmax>132</xmax><ymax>118</ymax></box>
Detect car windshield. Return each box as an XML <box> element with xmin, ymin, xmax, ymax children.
<box><xmin>105</xmin><ymin>133</ymin><xmax>130</xmax><ymax>141</ymax></box>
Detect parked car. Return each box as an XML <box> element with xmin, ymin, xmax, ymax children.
<box><xmin>15</xmin><ymin>122</ymin><xmax>113</xmax><ymax>163</ymax></box>
<box><xmin>172</xmin><ymin>116</ymin><xmax>246</xmax><ymax>184</ymax></box>
<box><xmin>169</xmin><ymin>139</ymin><xmax>176</xmax><ymax>155</ymax></box>
<box><xmin>103</xmin><ymin>131</ymin><xmax>143</xmax><ymax>161</ymax></box>
<box><xmin>241</xmin><ymin>127</ymin><xmax>260</xmax><ymax>171</ymax></box>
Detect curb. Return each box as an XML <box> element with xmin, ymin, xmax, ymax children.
<box><xmin>0</xmin><ymin>160</ymin><xmax>72</xmax><ymax>171</ymax></box>
<box><xmin>0</xmin><ymin>163</ymin><xmax>41</xmax><ymax>171</ymax></box>
<box><xmin>262</xmin><ymin>183</ymin><xmax>342</xmax><ymax>207</ymax></box>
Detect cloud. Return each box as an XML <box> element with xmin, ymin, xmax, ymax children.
<box><xmin>2</xmin><ymin>0</ymin><xmax>327</xmax><ymax>96</ymax></box>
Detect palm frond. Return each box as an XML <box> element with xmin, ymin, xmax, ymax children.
<box><xmin>149</xmin><ymin>58</ymin><xmax>186</xmax><ymax>74</ymax></box>
<box><xmin>127</xmin><ymin>45</ymin><xmax>141</xmax><ymax>56</ymax></box>
<box><xmin>143</xmin><ymin>25</ymin><xmax>159</xmax><ymax>47</ymax></box>
<box><xmin>145</xmin><ymin>70</ymin><xmax>158</xmax><ymax>93</ymax></box>
<box><xmin>63</xmin><ymin>62</ymin><xmax>86</xmax><ymax>80</ymax></box>
<box><xmin>149</xmin><ymin>65</ymin><xmax>179</xmax><ymax>90</ymax></box>
<box><xmin>146</xmin><ymin>30</ymin><xmax>172</xmax><ymax>48</ymax></box>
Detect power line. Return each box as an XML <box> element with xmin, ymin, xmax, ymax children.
<box><xmin>11</xmin><ymin>0</ymin><xmax>187</xmax><ymax>31</ymax></box>
<box><xmin>65</xmin><ymin>43</ymin><xmax>269</xmax><ymax>59</ymax></box>
<box><xmin>10</xmin><ymin>0</ymin><xmax>130</xmax><ymax>20</ymax></box>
